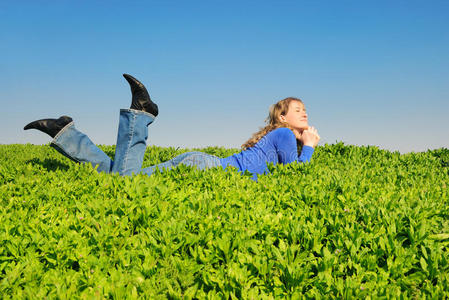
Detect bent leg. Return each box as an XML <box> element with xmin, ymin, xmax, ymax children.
<box><xmin>111</xmin><ymin>109</ymin><xmax>155</xmax><ymax>176</ymax></box>
<box><xmin>140</xmin><ymin>151</ymin><xmax>221</xmax><ymax>176</ymax></box>
<box><xmin>51</xmin><ymin>121</ymin><xmax>113</xmax><ymax>173</ymax></box>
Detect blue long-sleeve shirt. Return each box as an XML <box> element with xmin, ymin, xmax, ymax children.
<box><xmin>220</xmin><ymin>127</ymin><xmax>315</xmax><ymax>180</ymax></box>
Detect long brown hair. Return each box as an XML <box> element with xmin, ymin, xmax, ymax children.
<box><xmin>241</xmin><ymin>97</ymin><xmax>304</xmax><ymax>151</ymax></box>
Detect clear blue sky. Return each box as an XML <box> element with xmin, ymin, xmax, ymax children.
<box><xmin>1</xmin><ymin>0</ymin><xmax>448</xmax><ymax>153</ymax></box>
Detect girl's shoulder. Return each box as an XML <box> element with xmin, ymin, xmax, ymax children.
<box><xmin>264</xmin><ymin>127</ymin><xmax>296</xmax><ymax>145</ymax></box>
<box><xmin>268</xmin><ymin>127</ymin><xmax>295</xmax><ymax>138</ymax></box>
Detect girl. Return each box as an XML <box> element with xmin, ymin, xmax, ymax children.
<box><xmin>24</xmin><ymin>74</ymin><xmax>320</xmax><ymax>181</ymax></box>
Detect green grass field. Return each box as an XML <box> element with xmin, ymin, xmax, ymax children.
<box><xmin>1</xmin><ymin>143</ymin><xmax>448</xmax><ymax>298</ymax></box>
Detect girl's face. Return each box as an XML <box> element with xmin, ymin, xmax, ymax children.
<box><xmin>280</xmin><ymin>101</ymin><xmax>308</xmax><ymax>132</ymax></box>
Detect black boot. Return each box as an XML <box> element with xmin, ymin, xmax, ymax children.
<box><xmin>24</xmin><ymin>116</ymin><xmax>73</xmax><ymax>138</ymax></box>
<box><xmin>123</xmin><ymin>73</ymin><xmax>158</xmax><ymax>117</ymax></box>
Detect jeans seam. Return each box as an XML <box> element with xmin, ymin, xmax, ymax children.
<box><xmin>50</xmin><ymin>122</ymin><xmax>82</xmax><ymax>164</ymax></box>
<box><xmin>50</xmin><ymin>143</ymin><xmax>82</xmax><ymax>163</ymax></box>
<box><xmin>121</xmin><ymin>108</ymin><xmax>156</xmax><ymax>119</ymax></box>
<box><xmin>121</xmin><ymin>113</ymin><xmax>136</xmax><ymax>174</ymax></box>
<box><xmin>51</xmin><ymin>121</ymin><xmax>75</xmax><ymax>143</ymax></box>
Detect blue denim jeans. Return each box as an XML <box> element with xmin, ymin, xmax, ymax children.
<box><xmin>50</xmin><ymin>109</ymin><xmax>222</xmax><ymax>176</ymax></box>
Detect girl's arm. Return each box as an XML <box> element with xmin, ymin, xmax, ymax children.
<box><xmin>274</xmin><ymin>128</ymin><xmax>315</xmax><ymax>164</ymax></box>
<box><xmin>296</xmin><ymin>126</ymin><xmax>320</xmax><ymax>162</ymax></box>
<box><xmin>298</xmin><ymin>145</ymin><xmax>314</xmax><ymax>163</ymax></box>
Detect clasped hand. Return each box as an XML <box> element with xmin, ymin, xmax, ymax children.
<box><xmin>295</xmin><ymin>126</ymin><xmax>320</xmax><ymax>148</ymax></box>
